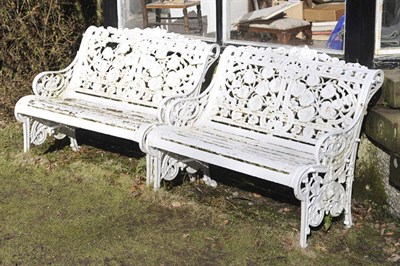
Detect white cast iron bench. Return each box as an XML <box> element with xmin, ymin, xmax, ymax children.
<box><xmin>14</xmin><ymin>26</ymin><xmax>219</xmax><ymax>152</ymax></box>
<box><xmin>141</xmin><ymin>45</ymin><xmax>384</xmax><ymax>247</ymax></box>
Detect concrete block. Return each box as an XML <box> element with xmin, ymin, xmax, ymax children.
<box><xmin>365</xmin><ymin>106</ymin><xmax>400</xmax><ymax>153</ymax></box>
<box><xmin>381</xmin><ymin>69</ymin><xmax>400</xmax><ymax>108</ymax></box>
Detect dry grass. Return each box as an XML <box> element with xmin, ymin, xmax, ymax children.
<box><xmin>1</xmin><ymin>122</ymin><xmax>399</xmax><ymax>264</ymax></box>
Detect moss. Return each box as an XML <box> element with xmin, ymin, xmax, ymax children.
<box><xmin>354</xmin><ymin>137</ymin><xmax>388</xmax><ymax>205</ymax></box>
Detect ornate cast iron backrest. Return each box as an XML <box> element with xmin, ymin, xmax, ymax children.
<box><xmin>70</xmin><ymin>26</ymin><xmax>217</xmax><ymax>108</ymax></box>
<box><xmin>207</xmin><ymin>45</ymin><xmax>383</xmax><ymax>145</ymax></box>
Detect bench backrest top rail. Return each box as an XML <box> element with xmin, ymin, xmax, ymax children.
<box><xmin>202</xmin><ymin>45</ymin><xmax>383</xmax><ymax>145</ymax></box>
<box><xmin>64</xmin><ymin>26</ymin><xmax>219</xmax><ymax>109</ymax></box>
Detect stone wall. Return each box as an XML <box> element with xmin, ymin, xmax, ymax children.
<box><xmin>356</xmin><ymin>134</ymin><xmax>400</xmax><ymax>218</ymax></box>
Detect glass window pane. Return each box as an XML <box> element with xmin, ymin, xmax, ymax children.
<box><xmin>118</xmin><ymin>0</ymin><xmax>216</xmax><ymax>40</ymax></box>
<box><xmin>381</xmin><ymin>0</ymin><xmax>400</xmax><ymax>49</ymax></box>
<box><xmin>226</xmin><ymin>0</ymin><xmax>346</xmax><ymax>52</ymax></box>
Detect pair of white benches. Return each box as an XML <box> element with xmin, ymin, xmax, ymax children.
<box><xmin>15</xmin><ymin>26</ymin><xmax>384</xmax><ymax>247</ymax></box>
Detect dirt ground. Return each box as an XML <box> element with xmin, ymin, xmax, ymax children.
<box><xmin>0</xmin><ymin>122</ymin><xmax>399</xmax><ymax>265</ymax></box>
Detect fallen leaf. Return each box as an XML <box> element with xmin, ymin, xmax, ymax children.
<box><xmin>388</xmin><ymin>254</ymin><xmax>400</xmax><ymax>263</ymax></box>
<box><xmin>315</xmin><ymin>244</ymin><xmax>327</xmax><ymax>252</ymax></box>
<box><xmin>171</xmin><ymin>201</ymin><xmax>182</xmax><ymax>208</ymax></box>
<box><xmin>355</xmin><ymin>223</ymin><xmax>363</xmax><ymax>229</ymax></box>
<box><xmin>383</xmin><ymin>247</ymin><xmax>396</xmax><ymax>254</ymax></box>
<box><xmin>278</xmin><ymin>207</ymin><xmax>291</xmax><ymax>213</ymax></box>
<box><xmin>253</xmin><ymin>193</ymin><xmax>261</xmax><ymax>198</ymax></box>
<box><xmin>130</xmin><ymin>183</ymin><xmax>145</xmax><ymax>197</ymax></box>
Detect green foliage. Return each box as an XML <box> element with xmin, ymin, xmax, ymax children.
<box><xmin>324</xmin><ymin>214</ymin><xmax>332</xmax><ymax>231</ymax></box>
<box><xmin>0</xmin><ymin>0</ymin><xmax>94</xmax><ymax>118</ymax></box>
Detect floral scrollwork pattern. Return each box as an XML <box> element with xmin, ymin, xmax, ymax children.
<box><xmin>317</xmin><ymin>131</ymin><xmax>356</xmax><ymax>166</ymax></box>
<box><xmin>33</xmin><ymin>70</ymin><xmax>73</xmax><ymax>97</ymax></box>
<box><xmin>207</xmin><ymin>46</ymin><xmax>379</xmax><ymax>145</ymax></box>
<box><xmin>70</xmin><ymin>26</ymin><xmax>217</xmax><ymax>109</ymax></box>
<box><xmin>295</xmin><ymin>166</ymin><xmax>348</xmax><ymax>244</ymax></box>
<box><xmin>161</xmin><ymin>153</ymin><xmax>181</xmax><ymax>181</ymax></box>
<box><xmin>30</xmin><ymin>121</ymin><xmax>50</xmax><ymax>146</ymax></box>
<box><xmin>165</xmin><ymin>93</ymin><xmax>210</xmax><ymax>126</ymax></box>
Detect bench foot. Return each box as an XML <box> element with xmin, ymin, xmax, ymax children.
<box><xmin>186</xmin><ymin>161</ymin><xmax>216</xmax><ymax>187</ymax></box>
<box><xmin>15</xmin><ymin>115</ymin><xmax>80</xmax><ymax>153</ymax></box>
<box><xmin>69</xmin><ymin>137</ymin><xmax>80</xmax><ymax>152</ymax></box>
<box><xmin>18</xmin><ymin>115</ymin><xmax>31</xmax><ymax>153</ymax></box>
<box><xmin>146</xmin><ymin>151</ymin><xmax>179</xmax><ymax>190</ymax></box>
<box><xmin>295</xmin><ymin>166</ymin><xmax>351</xmax><ymax>248</ymax></box>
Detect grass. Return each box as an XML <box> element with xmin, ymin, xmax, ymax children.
<box><xmin>0</xmin><ymin>122</ymin><xmax>399</xmax><ymax>265</ymax></box>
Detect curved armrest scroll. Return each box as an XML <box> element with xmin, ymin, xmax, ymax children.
<box><xmin>159</xmin><ymin>82</ymin><xmax>214</xmax><ymax>127</ymax></box>
<box><xmin>314</xmin><ymin>120</ymin><xmax>362</xmax><ymax>167</ymax></box>
<box><xmin>32</xmin><ymin>56</ymin><xmax>78</xmax><ymax>97</ymax></box>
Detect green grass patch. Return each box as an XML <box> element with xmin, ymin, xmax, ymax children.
<box><xmin>0</xmin><ymin>122</ymin><xmax>399</xmax><ymax>265</ymax></box>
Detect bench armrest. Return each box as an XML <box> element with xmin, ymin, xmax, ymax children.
<box><xmin>158</xmin><ymin>44</ymin><xmax>220</xmax><ymax>125</ymax></box>
<box><xmin>159</xmin><ymin>78</ymin><xmax>216</xmax><ymax>127</ymax></box>
<box><xmin>32</xmin><ymin>56</ymin><xmax>78</xmax><ymax>97</ymax></box>
<box><xmin>314</xmin><ymin>117</ymin><xmax>362</xmax><ymax>166</ymax></box>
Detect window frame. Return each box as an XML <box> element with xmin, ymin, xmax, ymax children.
<box><xmin>375</xmin><ymin>0</ymin><xmax>400</xmax><ymax>56</ymax></box>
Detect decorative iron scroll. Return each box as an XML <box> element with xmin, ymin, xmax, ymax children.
<box><xmin>33</xmin><ymin>70</ymin><xmax>74</xmax><ymax>97</ymax></box>
<box><xmin>208</xmin><ymin>46</ymin><xmax>379</xmax><ymax>145</ymax></box>
<box><xmin>70</xmin><ymin>26</ymin><xmax>217</xmax><ymax>107</ymax></box>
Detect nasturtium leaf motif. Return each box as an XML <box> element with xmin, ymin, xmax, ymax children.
<box><xmin>117</xmin><ymin>42</ymin><xmax>130</xmax><ymax>54</ymax></box>
<box><xmin>167</xmin><ymin>56</ymin><xmax>181</xmax><ymax>70</ymax></box>
<box><xmin>321</xmin><ymin>84</ymin><xmax>336</xmax><ymax>99</ymax></box>
<box><xmin>298</xmin><ymin>106</ymin><xmax>315</xmax><ymax>122</ymax></box>
<box><xmin>303</xmin><ymin>127</ymin><xmax>315</xmax><ymax>139</ymax></box>
<box><xmin>269</xmin><ymin>78</ymin><xmax>282</xmax><ymax>93</ymax></box>
<box><xmin>235</xmin><ymin>86</ymin><xmax>250</xmax><ymax>99</ymax></box>
<box><xmin>291</xmin><ymin>124</ymin><xmax>302</xmax><ymax>134</ymax></box>
<box><xmin>106</xmin><ymin>68</ymin><xmax>120</xmax><ymax>82</ymax></box>
<box><xmin>232</xmin><ymin>111</ymin><xmax>242</xmax><ymax>121</ymax></box>
<box><xmin>248</xmin><ymin>95</ymin><xmax>263</xmax><ymax>111</ymax></box>
<box><xmin>290</xmin><ymin>81</ymin><xmax>306</xmax><ymax>97</ymax></box>
<box><xmin>148</xmin><ymin>76</ymin><xmax>163</xmax><ymax>91</ymax></box>
<box><xmin>143</xmin><ymin>55</ymin><xmax>155</xmax><ymax>69</ymax></box>
<box><xmin>232</xmin><ymin>79</ymin><xmax>241</xmax><ymax>88</ymax></box>
<box><xmin>351</xmin><ymin>83</ymin><xmax>361</xmax><ymax>93</ymax></box>
<box><xmin>102</xmin><ymin>47</ymin><xmax>114</xmax><ymax>60</ymax></box>
<box><xmin>248</xmin><ymin>115</ymin><xmax>259</xmax><ymax>125</ymax></box>
<box><xmin>306</xmin><ymin>74</ymin><xmax>320</xmax><ymax>86</ymax></box>
<box><xmin>299</xmin><ymin>90</ymin><xmax>315</xmax><ymax>106</ymax></box>
<box><xmin>255</xmin><ymin>81</ymin><xmax>269</xmax><ymax>96</ymax></box>
<box><xmin>95</xmin><ymin>60</ymin><xmax>109</xmax><ymax>73</ymax></box>
<box><xmin>150</xmin><ymin>63</ymin><xmax>163</xmax><ymax>77</ymax></box>
<box><xmin>152</xmin><ymin>91</ymin><xmax>163</xmax><ymax>104</ymax></box>
<box><xmin>332</xmin><ymin>99</ymin><xmax>343</xmax><ymax>110</ymax></box>
<box><xmin>220</xmin><ymin>108</ymin><xmax>229</xmax><ymax>117</ymax></box>
<box><xmin>166</xmin><ymin>71</ymin><xmax>180</xmax><ymax>87</ymax></box>
<box><xmin>243</xmin><ymin>70</ymin><xmax>256</xmax><ymax>84</ymax></box>
<box><xmin>227</xmin><ymin>73</ymin><xmax>235</xmax><ymax>82</ymax></box>
<box><xmin>320</xmin><ymin>101</ymin><xmax>337</xmax><ymax>120</ymax></box>
<box><xmin>155</xmin><ymin>48</ymin><xmax>168</xmax><ymax>59</ymax></box>
<box><xmin>261</xmin><ymin>68</ymin><xmax>274</xmax><ymax>79</ymax></box>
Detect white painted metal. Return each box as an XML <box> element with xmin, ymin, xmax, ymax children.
<box><xmin>143</xmin><ymin>45</ymin><xmax>384</xmax><ymax>248</ymax></box>
<box><xmin>14</xmin><ymin>26</ymin><xmax>220</xmax><ymax>152</ymax></box>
